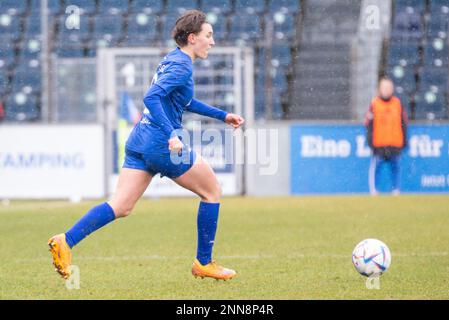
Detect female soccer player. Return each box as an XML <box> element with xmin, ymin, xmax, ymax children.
<box><xmin>48</xmin><ymin>10</ymin><xmax>244</xmax><ymax>281</ymax></box>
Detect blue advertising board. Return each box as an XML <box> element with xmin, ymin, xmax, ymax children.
<box><xmin>290</xmin><ymin>124</ymin><xmax>449</xmax><ymax>194</ymax></box>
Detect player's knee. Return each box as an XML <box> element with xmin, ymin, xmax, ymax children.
<box><xmin>201</xmin><ymin>183</ymin><xmax>222</xmax><ymax>203</ymax></box>
<box><xmin>109</xmin><ymin>201</ymin><xmax>135</xmax><ymax>218</ymax></box>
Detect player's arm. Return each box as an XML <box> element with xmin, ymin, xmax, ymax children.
<box><xmin>186</xmin><ymin>99</ymin><xmax>245</xmax><ymax>129</ymax></box>
<box><xmin>401</xmin><ymin>103</ymin><xmax>409</xmax><ymax>148</ymax></box>
<box><xmin>364</xmin><ymin>103</ymin><xmax>374</xmax><ymax>149</ymax></box>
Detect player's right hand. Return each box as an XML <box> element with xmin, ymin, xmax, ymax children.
<box><xmin>168</xmin><ymin>136</ymin><xmax>184</xmax><ymax>154</ymax></box>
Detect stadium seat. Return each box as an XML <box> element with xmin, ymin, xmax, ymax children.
<box><xmin>92</xmin><ymin>14</ymin><xmax>124</xmax><ymax>44</ymax></box>
<box><xmin>269</xmin><ymin>11</ymin><xmax>297</xmax><ymax>41</ymax></box>
<box><xmin>11</xmin><ymin>65</ymin><xmax>42</xmax><ymax>94</ymax></box>
<box><xmin>228</xmin><ymin>12</ymin><xmax>262</xmax><ymax>43</ymax></box>
<box><xmin>268</xmin><ymin>0</ymin><xmax>301</xmax><ymax>14</ymax></box>
<box><xmin>235</xmin><ymin>0</ymin><xmax>266</xmax><ymax>14</ymax></box>
<box><xmin>205</xmin><ymin>12</ymin><xmax>228</xmax><ymax>42</ymax></box>
<box><xmin>20</xmin><ymin>37</ymin><xmax>42</xmax><ymax>59</ymax></box>
<box><xmin>414</xmin><ymin>89</ymin><xmax>448</xmax><ymax>120</ymax></box>
<box><xmin>4</xmin><ymin>91</ymin><xmax>40</xmax><ymax>121</ymax></box>
<box><xmin>166</xmin><ymin>0</ymin><xmax>199</xmax><ymax>15</ymax></box>
<box><xmin>394</xmin><ymin>0</ymin><xmax>426</xmax><ymax>14</ymax></box>
<box><xmin>271</xmin><ymin>43</ymin><xmax>292</xmax><ymax>68</ymax></box>
<box><xmin>394</xmin><ymin>89</ymin><xmax>412</xmax><ymax>115</ymax></box>
<box><xmin>430</xmin><ymin>0</ymin><xmax>449</xmax><ymax>14</ymax></box>
<box><xmin>386</xmin><ymin>65</ymin><xmax>416</xmax><ymax>94</ymax></box>
<box><xmin>392</xmin><ymin>9</ymin><xmax>423</xmax><ymax>40</ymax></box>
<box><xmin>161</xmin><ymin>14</ymin><xmax>180</xmax><ymax>44</ymax></box>
<box><xmin>0</xmin><ymin>14</ymin><xmax>22</xmax><ymax>42</ymax></box>
<box><xmin>122</xmin><ymin>13</ymin><xmax>158</xmax><ymax>46</ymax></box>
<box><xmin>0</xmin><ymin>72</ymin><xmax>8</xmax><ymax>96</ymax></box>
<box><xmin>130</xmin><ymin>0</ymin><xmax>164</xmax><ymax>15</ymax></box>
<box><xmin>30</xmin><ymin>0</ymin><xmax>62</xmax><ymax>15</ymax></box>
<box><xmin>201</xmin><ymin>0</ymin><xmax>233</xmax><ymax>15</ymax></box>
<box><xmin>98</xmin><ymin>0</ymin><xmax>129</xmax><ymax>15</ymax></box>
<box><xmin>0</xmin><ymin>0</ymin><xmax>28</xmax><ymax>16</ymax></box>
<box><xmin>387</xmin><ymin>41</ymin><xmax>420</xmax><ymax>67</ymax></box>
<box><xmin>427</xmin><ymin>13</ymin><xmax>449</xmax><ymax>38</ymax></box>
<box><xmin>24</xmin><ymin>16</ymin><xmax>42</xmax><ymax>37</ymax></box>
<box><xmin>0</xmin><ymin>44</ymin><xmax>15</xmax><ymax>70</ymax></box>
<box><xmin>420</xmin><ymin>66</ymin><xmax>449</xmax><ymax>93</ymax></box>
<box><xmin>423</xmin><ymin>38</ymin><xmax>449</xmax><ymax>67</ymax></box>
<box><xmin>64</xmin><ymin>0</ymin><xmax>97</xmax><ymax>15</ymax></box>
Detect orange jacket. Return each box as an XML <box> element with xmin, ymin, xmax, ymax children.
<box><xmin>365</xmin><ymin>96</ymin><xmax>408</xmax><ymax>149</ymax></box>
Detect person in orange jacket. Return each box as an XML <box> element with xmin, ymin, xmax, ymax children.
<box><xmin>365</xmin><ymin>77</ymin><xmax>408</xmax><ymax>195</ymax></box>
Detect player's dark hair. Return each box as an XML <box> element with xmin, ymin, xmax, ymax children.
<box><xmin>172</xmin><ymin>10</ymin><xmax>207</xmax><ymax>47</ymax></box>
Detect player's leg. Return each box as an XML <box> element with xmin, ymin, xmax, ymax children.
<box><xmin>369</xmin><ymin>155</ymin><xmax>380</xmax><ymax>195</ymax></box>
<box><xmin>390</xmin><ymin>155</ymin><xmax>400</xmax><ymax>195</ymax></box>
<box><xmin>49</xmin><ymin>165</ymin><xmax>152</xmax><ymax>278</ymax></box>
<box><xmin>173</xmin><ymin>155</ymin><xmax>235</xmax><ymax>280</ymax></box>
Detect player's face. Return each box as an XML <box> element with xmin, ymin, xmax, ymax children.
<box><xmin>192</xmin><ymin>23</ymin><xmax>215</xmax><ymax>60</ymax></box>
<box><xmin>378</xmin><ymin>80</ymin><xmax>394</xmax><ymax>99</ymax></box>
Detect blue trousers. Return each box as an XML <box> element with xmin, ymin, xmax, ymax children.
<box><xmin>369</xmin><ymin>155</ymin><xmax>401</xmax><ymax>193</ymax></box>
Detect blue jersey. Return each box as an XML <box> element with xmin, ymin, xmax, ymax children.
<box><xmin>126</xmin><ymin>47</ymin><xmax>227</xmax><ymax>155</ymax></box>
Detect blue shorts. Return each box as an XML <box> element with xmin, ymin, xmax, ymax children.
<box><xmin>122</xmin><ymin>147</ymin><xmax>197</xmax><ymax>179</ymax></box>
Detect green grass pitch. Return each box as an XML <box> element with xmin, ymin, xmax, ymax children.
<box><xmin>0</xmin><ymin>195</ymin><xmax>448</xmax><ymax>299</ymax></box>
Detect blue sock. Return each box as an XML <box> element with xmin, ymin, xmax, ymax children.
<box><xmin>196</xmin><ymin>201</ymin><xmax>220</xmax><ymax>265</ymax></box>
<box><xmin>65</xmin><ymin>202</ymin><xmax>116</xmax><ymax>248</ymax></box>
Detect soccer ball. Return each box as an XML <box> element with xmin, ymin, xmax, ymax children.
<box><xmin>352</xmin><ymin>239</ymin><xmax>391</xmax><ymax>277</ymax></box>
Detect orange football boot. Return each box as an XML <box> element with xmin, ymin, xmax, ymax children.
<box><xmin>48</xmin><ymin>233</ymin><xmax>72</xmax><ymax>279</ymax></box>
<box><xmin>192</xmin><ymin>259</ymin><xmax>236</xmax><ymax>281</ymax></box>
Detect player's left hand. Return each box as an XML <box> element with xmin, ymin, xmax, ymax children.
<box><xmin>225</xmin><ymin>113</ymin><xmax>245</xmax><ymax>129</ymax></box>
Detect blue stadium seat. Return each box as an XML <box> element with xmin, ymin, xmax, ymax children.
<box><xmin>414</xmin><ymin>89</ymin><xmax>447</xmax><ymax>120</ymax></box>
<box><xmin>235</xmin><ymin>0</ymin><xmax>266</xmax><ymax>14</ymax></box>
<box><xmin>4</xmin><ymin>91</ymin><xmax>40</xmax><ymax>121</ymax></box>
<box><xmin>430</xmin><ymin>0</ymin><xmax>449</xmax><ymax>14</ymax></box>
<box><xmin>420</xmin><ymin>66</ymin><xmax>449</xmax><ymax>93</ymax></box>
<box><xmin>58</xmin><ymin>13</ymin><xmax>91</xmax><ymax>42</ymax></box>
<box><xmin>269</xmin><ymin>11</ymin><xmax>297</xmax><ymax>41</ymax></box>
<box><xmin>64</xmin><ymin>0</ymin><xmax>97</xmax><ymax>15</ymax></box>
<box><xmin>205</xmin><ymin>12</ymin><xmax>228</xmax><ymax>42</ymax></box>
<box><xmin>12</xmin><ymin>65</ymin><xmax>42</xmax><ymax>94</ymax></box>
<box><xmin>268</xmin><ymin>0</ymin><xmax>301</xmax><ymax>14</ymax></box>
<box><xmin>387</xmin><ymin>65</ymin><xmax>416</xmax><ymax>94</ymax></box>
<box><xmin>55</xmin><ymin>39</ymin><xmax>85</xmax><ymax>57</ymax></box>
<box><xmin>423</xmin><ymin>38</ymin><xmax>449</xmax><ymax>67</ymax></box>
<box><xmin>0</xmin><ymin>44</ymin><xmax>15</xmax><ymax>70</ymax></box>
<box><xmin>98</xmin><ymin>0</ymin><xmax>129</xmax><ymax>15</ymax></box>
<box><xmin>166</xmin><ymin>0</ymin><xmax>199</xmax><ymax>15</ymax></box>
<box><xmin>92</xmin><ymin>15</ymin><xmax>124</xmax><ymax>44</ymax></box>
<box><xmin>24</xmin><ymin>16</ymin><xmax>42</xmax><ymax>37</ymax></box>
<box><xmin>0</xmin><ymin>14</ymin><xmax>22</xmax><ymax>41</ymax></box>
<box><xmin>0</xmin><ymin>72</ymin><xmax>8</xmax><ymax>95</ymax></box>
<box><xmin>228</xmin><ymin>12</ymin><xmax>262</xmax><ymax>43</ymax></box>
<box><xmin>201</xmin><ymin>0</ymin><xmax>232</xmax><ymax>15</ymax></box>
<box><xmin>427</xmin><ymin>12</ymin><xmax>449</xmax><ymax>38</ymax></box>
<box><xmin>20</xmin><ymin>37</ymin><xmax>42</xmax><ymax>58</ymax></box>
<box><xmin>130</xmin><ymin>0</ymin><xmax>164</xmax><ymax>15</ymax></box>
<box><xmin>394</xmin><ymin>0</ymin><xmax>426</xmax><ymax>14</ymax></box>
<box><xmin>394</xmin><ymin>90</ymin><xmax>411</xmax><ymax>115</ymax></box>
<box><xmin>271</xmin><ymin>43</ymin><xmax>292</xmax><ymax>68</ymax></box>
<box><xmin>387</xmin><ymin>41</ymin><xmax>420</xmax><ymax>67</ymax></box>
<box><xmin>30</xmin><ymin>0</ymin><xmax>62</xmax><ymax>15</ymax></box>
<box><xmin>122</xmin><ymin>13</ymin><xmax>158</xmax><ymax>46</ymax></box>
<box><xmin>392</xmin><ymin>9</ymin><xmax>423</xmax><ymax>40</ymax></box>
<box><xmin>0</xmin><ymin>0</ymin><xmax>28</xmax><ymax>16</ymax></box>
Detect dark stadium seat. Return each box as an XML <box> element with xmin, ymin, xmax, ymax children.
<box><xmin>122</xmin><ymin>13</ymin><xmax>158</xmax><ymax>46</ymax></box>
<box><xmin>387</xmin><ymin>65</ymin><xmax>417</xmax><ymax>94</ymax></box>
<box><xmin>205</xmin><ymin>12</ymin><xmax>228</xmax><ymax>42</ymax></box>
<box><xmin>64</xmin><ymin>0</ymin><xmax>97</xmax><ymax>15</ymax></box>
<box><xmin>24</xmin><ymin>16</ymin><xmax>42</xmax><ymax>37</ymax></box>
<box><xmin>98</xmin><ymin>0</ymin><xmax>129</xmax><ymax>15</ymax></box>
<box><xmin>92</xmin><ymin>14</ymin><xmax>124</xmax><ymax>44</ymax></box>
<box><xmin>4</xmin><ymin>91</ymin><xmax>40</xmax><ymax>121</ymax></box>
<box><xmin>271</xmin><ymin>43</ymin><xmax>292</xmax><ymax>68</ymax></box>
<box><xmin>420</xmin><ymin>67</ymin><xmax>449</xmax><ymax>93</ymax></box>
<box><xmin>394</xmin><ymin>89</ymin><xmax>412</xmax><ymax>115</ymax></box>
<box><xmin>414</xmin><ymin>89</ymin><xmax>447</xmax><ymax>120</ymax></box>
<box><xmin>0</xmin><ymin>72</ymin><xmax>8</xmax><ymax>96</ymax></box>
<box><xmin>387</xmin><ymin>41</ymin><xmax>420</xmax><ymax>67</ymax></box>
<box><xmin>268</xmin><ymin>0</ymin><xmax>301</xmax><ymax>14</ymax></box>
<box><xmin>427</xmin><ymin>13</ymin><xmax>449</xmax><ymax>38</ymax></box>
<box><xmin>161</xmin><ymin>14</ymin><xmax>180</xmax><ymax>44</ymax></box>
<box><xmin>228</xmin><ymin>12</ymin><xmax>262</xmax><ymax>43</ymax></box>
<box><xmin>11</xmin><ymin>65</ymin><xmax>42</xmax><ymax>93</ymax></box>
<box><xmin>0</xmin><ymin>0</ymin><xmax>28</xmax><ymax>16</ymax></box>
<box><xmin>201</xmin><ymin>0</ymin><xmax>233</xmax><ymax>15</ymax></box>
<box><xmin>430</xmin><ymin>0</ymin><xmax>449</xmax><ymax>14</ymax></box>
<box><xmin>166</xmin><ymin>0</ymin><xmax>199</xmax><ymax>15</ymax></box>
<box><xmin>0</xmin><ymin>44</ymin><xmax>15</xmax><ymax>70</ymax></box>
<box><xmin>30</xmin><ymin>0</ymin><xmax>62</xmax><ymax>15</ymax></box>
<box><xmin>130</xmin><ymin>0</ymin><xmax>164</xmax><ymax>15</ymax></box>
<box><xmin>235</xmin><ymin>0</ymin><xmax>266</xmax><ymax>14</ymax></box>
<box><xmin>0</xmin><ymin>14</ymin><xmax>22</xmax><ymax>42</ymax></box>
<box><xmin>55</xmin><ymin>39</ymin><xmax>86</xmax><ymax>57</ymax></box>
<box><xmin>392</xmin><ymin>9</ymin><xmax>423</xmax><ymax>40</ymax></box>
<box><xmin>394</xmin><ymin>0</ymin><xmax>426</xmax><ymax>14</ymax></box>
<box><xmin>423</xmin><ymin>38</ymin><xmax>449</xmax><ymax>67</ymax></box>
